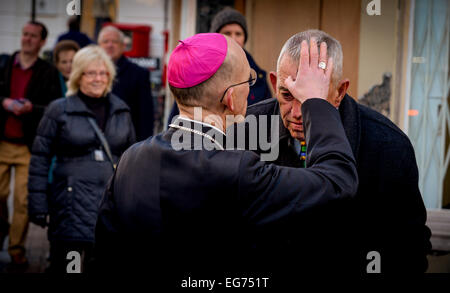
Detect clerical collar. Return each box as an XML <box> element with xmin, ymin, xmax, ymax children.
<box><xmin>170</xmin><ymin>116</ymin><xmax>225</xmax><ymax>151</ymax></box>
<box><xmin>176</xmin><ymin>116</ymin><xmax>226</xmax><ymax>136</ymax></box>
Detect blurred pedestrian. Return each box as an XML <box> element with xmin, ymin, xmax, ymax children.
<box><xmin>27</xmin><ymin>45</ymin><xmax>135</xmax><ymax>273</ymax></box>
<box><xmin>98</xmin><ymin>25</ymin><xmax>154</xmax><ymax>141</ymax></box>
<box><xmin>167</xmin><ymin>7</ymin><xmax>272</xmax><ymax>125</ymax></box>
<box><xmin>0</xmin><ymin>21</ymin><xmax>61</xmax><ymax>272</ymax></box>
<box><xmin>56</xmin><ymin>16</ymin><xmax>93</xmax><ymax>49</ymax></box>
<box><xmin>53</xmin><ymin>40</ymin><xmax>80</xmax><ymax>96</ymax></box>
<box><xmin>93</xmin><ymin>0</ymin><xmax>115</xmax><ymax>40</ymax></box>
<box><xmin>211</xmin><ymin>7</ymin><xmax>271</xmax><ymax>104</ymax></box>
<box><xmin>47</xmin><ymin>41</ymin><xmax>80</xmax><ymax>186</ymax></box>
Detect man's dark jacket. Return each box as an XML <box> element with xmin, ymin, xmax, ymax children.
<box><xmin>245</xmin><ymin>50</ymin><xmax>272</xmax><ymax>106</ymax></box>
<box><xmin>28</xmin><ymin>93</ymin><xmax>135</xmax><ymax>243</ymax></box>
<box><xmin>95</xmin><ymin>99</ymin><xmax>358</xmax><ymax>273</ymax></box>
<box><xmin>246</xmin><ymin>95</ymin><xmax>432</xmax><ymax>273</ymax></box>
<box><xmin>112</xmin><ymin>55</ymin><xmax>154</xmax><ymax>141</ymax></box>
<box><xmin>0</xmin><ymin>52</ymin><xmax>62</xmax><ymax>149</ymax></box>
<box><xmin>56</xmin><ymin>30</ymin><xmax>93</xmax><ymax>48</ymax></box>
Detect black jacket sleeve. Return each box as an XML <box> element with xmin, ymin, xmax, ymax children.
<box><xmin>94</xmin><ymin>156</ymin><xmax>127</xmax><ymax>272</ymax></box>
<box><xmin>126</xmin><ymin>110</ymin><xmax>137</xmax><ymax>148</ymax></box>
<box><xmin>238</xmin><ymin>98</ymin><xmax>358</xmax><ymax>226</ymax></box>
<box><xmin>23</xmin><ymin>59</ymin><xmax>62</xmax><ymax>149</ymax></box>
<box><xmin>27</xmin><ymin>100</ymin><xmax>62</xmax><ymax>216</ymax></box>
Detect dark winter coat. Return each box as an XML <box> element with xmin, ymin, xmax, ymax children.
<box><xmin>28</xmin><ymin>93</ymin><xmax>135</xmax><ymax>243</ymax></box>
<box><xmin>244</xmin><ymin>49</ymin><xmax>271</xmax><ymax>105</ymax></box>
<box><xmin>95</xmin><ymin>99</ymin><xmax>358</xmax><ymax>272</ymax></box>
<box><xmin>0</xmin><ymin>51</ymin><xmax>62</xmax><ymax>149</ymax></box>
<box><xmin>56</xmin><ymin>30</ymin><xmax>94</xmax><ymax>48</ymax></box>
<box><xmin>246</xmin><ymin>94</ymin><xmax>432</xmax><ymax>273</ymax></box>
<box><xmin>112</xmin><ymin>55</ymin><xmax>154</xmax><ymax>141</ymax></box>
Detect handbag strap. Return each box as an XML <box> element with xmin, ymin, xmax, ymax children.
<box><xmin>87</xmin><ymin>117</ymin><xmax>116</xmax><ymax>170</ymax></box>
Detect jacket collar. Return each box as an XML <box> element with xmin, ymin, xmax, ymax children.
<box><xmin>11</xmin><ymin>51</ymin><xmax>44</xmax><ymax>71</ymax></box>
<box><xmin>169</xmin><ymin>116</ymin><xmax>226</xmax><ymax>150</ymax></box>
<box><xmin>65</xmin><ymin>92</ymin><xmax>129</xmax><ymax>116</ymax></box>
<box><xmin>338</xmin><ymin>94</ymin><xmax>361</xmax><ymax>161</ymax></box>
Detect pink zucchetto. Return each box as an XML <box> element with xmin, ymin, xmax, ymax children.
<box><xmin>168</xmin><ymin>33</ymin><xmax>228</xmax><ymax>88</ymax></box>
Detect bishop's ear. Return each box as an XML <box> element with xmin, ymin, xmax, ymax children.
<box><xmin>224</xmin><ymin>87</ymin><xmax>235</xmax><ymax>112</ymax></box>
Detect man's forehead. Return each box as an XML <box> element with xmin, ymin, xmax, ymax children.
<box><xmin>23</xmin><ymin>24</ymin><xmax>41</xmax><ymax>33</ymax></box>
<box><xmin>102</xmin><ymin>30</ymin><xmax>121</xmax><ymax>40</ymax></box>
<box><xmin>277</xmin><ymin>57</ymin><xmax>297</xmax><ymax>86</ymax></box>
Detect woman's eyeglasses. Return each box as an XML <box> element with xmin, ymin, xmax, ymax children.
<box><xmin>83</xmin><ymin>71</ymin><xmax>109</xmax><ymax>79</ymax></box>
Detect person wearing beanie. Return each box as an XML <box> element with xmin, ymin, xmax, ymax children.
<box><xmin>209</xmin><ymin>7</ymin><xmax>248</xmax><ymax>46</ymax></box>
<box><xmin>167</xmin><ymin>7</ymin><xmax>272</xmax><ymax>126</ymax></box>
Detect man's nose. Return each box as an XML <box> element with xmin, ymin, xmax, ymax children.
<box><xmin>291</xmin><ymin>99</ymin><xmax>302</xmax><ymax>118</ymax></box>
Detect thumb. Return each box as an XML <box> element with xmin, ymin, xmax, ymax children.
<box><xmin>285</xmin><ymin>75</ymin><xmax>295</xmax><ymax>92</ymax></box>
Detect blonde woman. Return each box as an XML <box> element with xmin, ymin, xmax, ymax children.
<box><xmin>27</xmin><ymin>45</ymin><xmax>135</xmax><ymax>273</ymax></box>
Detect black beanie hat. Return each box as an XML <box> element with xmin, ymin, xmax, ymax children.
<box><xmin>210</xmin><ymin>7</ymin><xmax>248</xmax><ymax>44</ymax></box>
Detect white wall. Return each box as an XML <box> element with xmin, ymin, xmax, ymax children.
<box><xmin>117</xmin><ymin>0</ymin><xmax>167</xmax><ymax>58</ymax></box>
<box><xmin>0</xmin><ymin>0</ymin><xmax>167</xmax><ymax>58</ymax></box>
<box><xmin>0</xmin><ymin>0</ymin><xmax>71</xmax><ymax>55</ymax></box>
<box><xmin>358</xmin><ymin>0</ymin><xmax>398</xmax><ymax>97</ymax></box>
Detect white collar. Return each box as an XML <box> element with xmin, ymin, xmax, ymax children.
<box><xmin>177</xmin><ymin>116</ymin><xmax>226</xmax><ymax>136</ymax></box>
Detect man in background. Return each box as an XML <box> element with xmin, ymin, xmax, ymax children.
<box><xmin>98</xmin><ymin>25</ymin><xmax>154</xmax><ymax>141</ymax></box>
<box><xmin>56</xmin><ymin>16</ymin><xmax>93</xmax><ymax>49</ymax></box>
<box><xmin>0</xmin><ymin>21</ymin><xmax>61</xmax><ymax>272</ymax></box>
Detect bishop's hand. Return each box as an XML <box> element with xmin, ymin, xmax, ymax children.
<box><xmin>285</xmin><ymin>38</ymin><xmax>333</xmax><ymax>103</ymax></box>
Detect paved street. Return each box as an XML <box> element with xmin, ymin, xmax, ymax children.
<box><xmin>0</xmin><ymin>222</ymin><xmax>49</xmax><ymax>273</ymax></box>
<box><xmin>0</xmin><ymin>167</ymin><xmax>48</xmax><ymax>273</ymax></box>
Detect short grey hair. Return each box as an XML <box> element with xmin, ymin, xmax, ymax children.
<box><xmin>277</xmin><ymin>29</ymin><xmax>343</xmax><ymax>87</ymax></box>
<box><xmin>98</xmin><ymin>25</ymin><xmax>125</xmax><ymax>44</ymax></box>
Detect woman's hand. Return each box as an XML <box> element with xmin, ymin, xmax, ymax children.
<box><xmin>30</xmin><ymin>213</ymin><xmax>48</xmax><ymax>228</ymax></box>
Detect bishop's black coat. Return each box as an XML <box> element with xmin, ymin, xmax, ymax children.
<box><xmin>245</xmin><ymin>95</ymin><xmax>432</xmax><ymax>274</ymax></box>
<box><xmin>94</xmin><ymin>99</ymin><xmax>358</xmax><ymax>273</ymax></box>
